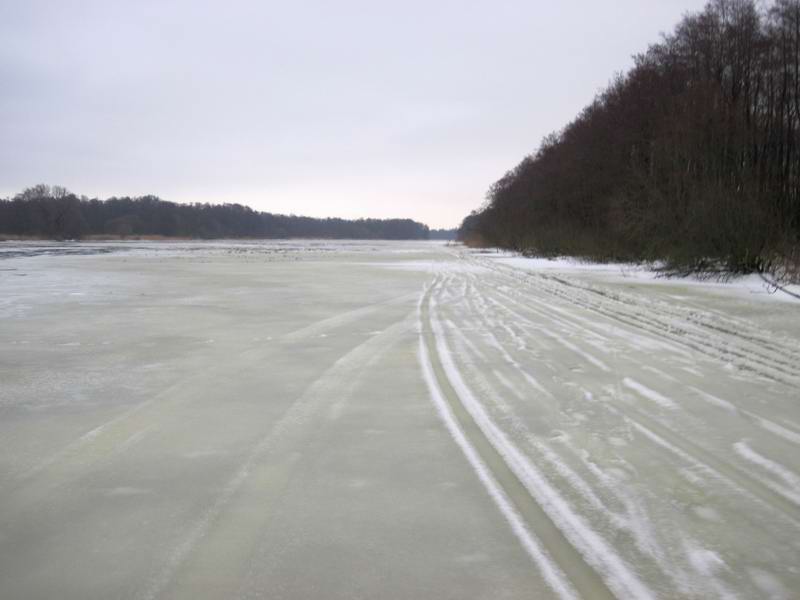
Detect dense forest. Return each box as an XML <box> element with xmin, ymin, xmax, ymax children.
<box><xmin>0</xmin><ymin>185</ymin><xmax>432</xmax><ymax>240</ymax></box>
<box><xmin>460</xmin><ymin>0</ymin><xmax>800</xmax><ymax>279</ymax></box>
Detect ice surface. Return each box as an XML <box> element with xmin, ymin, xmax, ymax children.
<box><xmin>1</xmin><ymin>240</ymin><xmax>799</xmax><ymax>599</ymax></box>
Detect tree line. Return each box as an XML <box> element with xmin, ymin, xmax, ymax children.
<box><xmin>460</xmin><ymin>0</ymin><xmax>800</xmax><ymax>278</ymax></box>
<box><xmin>429</xmin><ymin>228</ymin><xmax>458</xmax><ymax>240</ymax></box>
<box><xmin>0</xmin><ymin>185</ymin><xmax>434</xmax><ymax>240</ymax></box>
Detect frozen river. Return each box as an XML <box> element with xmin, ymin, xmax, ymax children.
<box><xmin>1</xmin><ymin>240</ymin><xmax>799</xmax><ymax>599</ymax></box>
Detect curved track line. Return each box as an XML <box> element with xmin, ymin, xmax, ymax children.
<box><xmin>418</xmin><ymin>296</ymin><xmax>578</xmax><ymax>600</ymax></box>
<box><xmin>420</xmin><ymin>281</ymin><xmax>649</xmax><ymax>600</ymax></box>
<box><xmin>12</xmin><ymin>291</ymin><xmax>419</xmax><ymax>491</ymax></box>
<box><xmin>140</xmin><ymin>312</ymin><xmax>417</xmax><ymax>600</ymax></box>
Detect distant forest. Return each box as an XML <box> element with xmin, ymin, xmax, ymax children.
<box><xmin>460</xmin><ymin>0</ymin><xmax>800</xmax><ymax>278</ymax></box>
<box><xmin>0</xmin><ymin>185</ymin><xmax>453</xmax><ymax>240</ymax></box>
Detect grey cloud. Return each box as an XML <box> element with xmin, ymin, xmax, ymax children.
<box><xmin>1</xmin><ymin>0</ymin><xmax>708</xmax><ymax>227</ymax></box>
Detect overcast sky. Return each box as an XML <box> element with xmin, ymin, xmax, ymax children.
<box><xmin>1</xmin><ymin>0</ymin><xmax>709</xmax><ymax>228</ymax></box>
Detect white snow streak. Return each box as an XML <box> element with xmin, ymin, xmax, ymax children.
<box><xmin>428</xmin><ymin>296</ymin><xmax>656</xmax><ymax>600</ymax></box>
<box><xmin>734</xmin><ymin>441</ymin><xmax>800</xmax><ymax>506</ymax></box>
<box><xmin>622</xmin><ymin>378</ymin><xmax>678</xmax><ymax>410</ymax></box>
<box><xmin>417</xmin><ymin>294</ymin><xmax>578</xmax><ymax>600</ymax></box>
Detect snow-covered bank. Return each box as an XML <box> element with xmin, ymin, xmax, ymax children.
<box><xmin>487</xmin><ymin>252</ymin><xmax>800</xmax><ymax>304</ymax></box>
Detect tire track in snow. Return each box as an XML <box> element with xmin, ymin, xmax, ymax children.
<box><xmin>468</xmin><ymin>261</ymin><xmax>800</xmax><ymax>451</ymax></box>
<box><xmin>602</xmin><ymin>401</ymin><xmax>800</xmax><ymax>526</ymax></box>
<box><xmin>446</xmin><ymin>340</ymin><xmax>702</xmax><ymax>595</ymax></box>
<box><xmin>733</xmin><ymin>442</ymin><xmax>800</xmax><ymax>507</ymax></box>
<box><xmin>689</xmin><ymin>387</ymin><xmax>800</xmax><ymax>447</ymax></box>
<box><xmin>440</xmin><ymin>253</ymin><xmax>800</xmax><ymax>595</ymax></box>
<box><xmin>9</xmin><ymin>291</ymin><xmax>419</xmax><ymax>499</ymax></box>
<box><xmin>473</xmin><ymin>284</ymin><xmax>612</xmax><ymax>373</ymax></box>
<box><xmin>420</xmin><ymin>280</ymin><xmax>654</xmax><ymax>600</ymax></box>
<box><xmin>418</xmin><ymin>282</ymin><xmax>579</xmax><ymax>600</ymax></box>
<box><xmin>471</xmin><ymin>255</ymin><xmax>800</xmax><ymax>385</ymax></box>
<box><xmin>455</xmin><ymin>280</ymin><xmax>557</xmax><ymax>399</ymax></box>
<box><xmin>139</xmin><ymin>312</ymin><xmax>417</xmax><ymax>600</ymax></box>
<box><xmin>445</xmin><ymin>268</ymin><xmax>782</xmax><ymax>596</ymax></box>
<box><xmin>532</xmin><ymin>274</ymin><xmax>800</xmax><ymax>384</ymax></box>
<box><xmin>495</xmin><ymin>281</ymin><xmax>690</xmax><ymax>359</ymax></box>
<box><xmin>622</xmin><ymin>379</ymin><xmax>678</xmax><ymax>410</ymax></box>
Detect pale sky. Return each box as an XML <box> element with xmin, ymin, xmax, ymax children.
<box><xmin>1</xmin><ymin>0</ymin><xmax>708</xmax><ymax>228</ymax></box>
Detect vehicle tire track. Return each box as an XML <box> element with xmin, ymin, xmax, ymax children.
<box><xmin>2</xmin><ymin>292</ymin><xmax>420</xmax><ymax>521</ymax></box>
<box><xmin>419</xmin><ymin>279</ymin><xmax>651</xmax><ymax>600</ymax></box>
<box><xmin>140</xmin><ymin>311</ymin><xmax>418</xmax><ymax>600</ymax></box>
<box><xmin>468</xmin><ymin>255</ymin><xmax>800</xmax><ymax>385</ymax></box>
